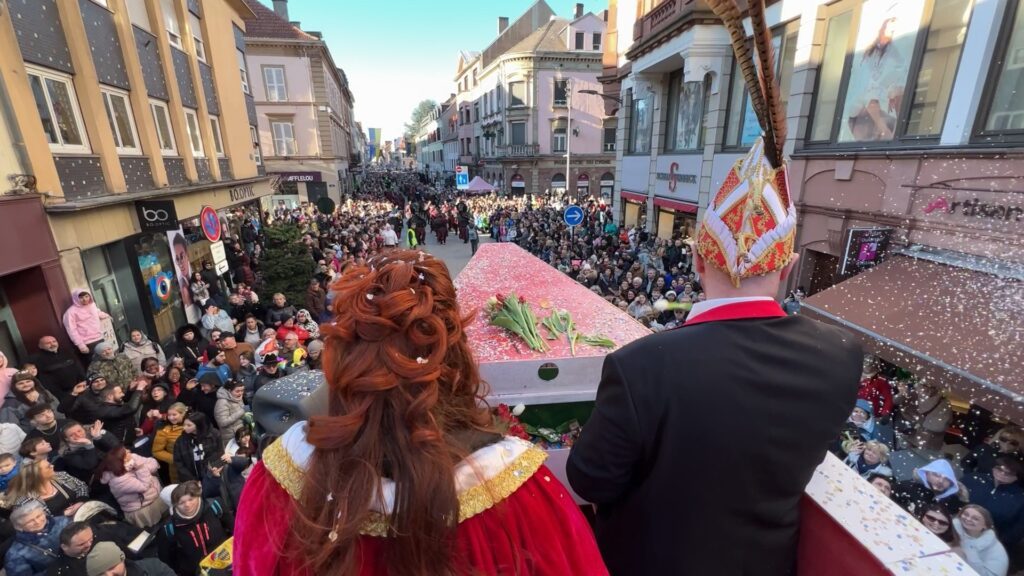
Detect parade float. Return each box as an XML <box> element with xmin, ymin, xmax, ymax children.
<box><xmin>249</xmin><ymin>242</ymin><xmax>974</xmax><ymax>575</ymax></box>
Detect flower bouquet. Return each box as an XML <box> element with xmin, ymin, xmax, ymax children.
<box><xmin>486</xmin><ymin>293</ymin><xmax>549</xmax><ymax>352</ymax></box>
<box><xmin>541</xmin><ymin>308</ymin><xmax>615</xmax><ymax>356</ymax></box>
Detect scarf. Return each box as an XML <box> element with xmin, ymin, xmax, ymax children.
<box><xmin>0</xmin><ymin>460</ymin><xmax>20</xmax><ymax>491</ymax></box>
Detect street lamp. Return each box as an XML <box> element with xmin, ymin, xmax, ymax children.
<box><xmin>578</xmin><ymin>89</ymin><xmax>623</xmax><ymax>105</ymax></box>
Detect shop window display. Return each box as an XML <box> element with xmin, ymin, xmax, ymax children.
<box><xmin>133</xmin><ymin>233</ymin><xmax>186</xmax><ymax>343</ymax></box>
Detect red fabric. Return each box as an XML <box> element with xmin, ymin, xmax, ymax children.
<box><xmin>275</xmin><ymin>325</ymin><xmax>311</xmax><ymax>345</ymax></box>
<box><xmin>234</xmin><ymin>461</ymin><xmax>608</xmax><ymax>576</ymax></box>
<box><xmin>857</xmin><ymin>376</ymin><xmax>894</xmax><ymax>418</ymax></box>
<box><xmin>796</xmin><ymin>497</ymin><xmax>889</xmax><ymax>575</ymax></box>
<box><xmin>683</xmin><ymin>300</ymin><xmax>787</xmax><ymax>327</ymax></box>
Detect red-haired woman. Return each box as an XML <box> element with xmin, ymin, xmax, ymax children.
<box><xmin>235</xmin><ymin>250</ymin><xmax>607</xmax><ymax>575</ymax></box>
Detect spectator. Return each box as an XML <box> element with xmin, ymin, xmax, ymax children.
<box><xmin>195</xmin><ymin>351</ymin><xmax>231</xmax><ymax>388</ymax></box>
<box><xmin>63</xmin><ymin>290</ymin><xmax>110</xmax><ymax>366</ymax></box>
<box><xmin>626</xmin><ymin>293</ymin><xmax>653</xmax><ymax>321</ymax></box>
<box><xmin>0</xmin><ymin>452</ymin><xmax>20</xmax><ymax>493</ymax></box>
<box><xmin>26</xmin><ymin>405</ymin><xmax>68</xmax><ymax>456</ymax></box>
<box><xmin>917</xmin><ymin>502</ymin><xmax>960</xmax><ymax>548</ymax></box>
<box><xmin>85</xmin><ymin>540</ymin><xmax>176</xmax><ymax>576</ymax></box>
<box><xmin>252</xmin><ymin>354</ymin><xmax>281</xmax><ymax>394</ymax></box>
<box><xmin>98</xmin><ymin>447</ymin><xmax>167</xmax><ymax>529</ymax></box>
<box><xmin>188</xmin><ymin>272</ymin><xmax>211</xmax><ymax>311</ymax></box>
<box><xmin>173</xmin><ymin>326</ymin><xmax>204</xmax><ymax>373</ymax></box>
<box><xmin>857</xmin><ymin>355</ymin><xmax>894</xmax><ymax>420</ymax></box>
<box><xmin>61</xmin><ymin>420</ymin><xmax>120</xmax><ymax>486</ymax></box>
<box><xmin>93</xmin><ymin>380</ymin><xmax>146</xmax><ymax>446</ymax></box>
<box><xmin>216</xmin><ymin>335</ymin><xmax>253</xmax><ymax>377</ymax></box>
<box><xmin>2</xmin><ymin>371</ymin><xmax>64</xmax><ymax>432</ymax></box>
<box><xmin>200</xmin><ymin>305</ymin><xmax>235</xmax><ymax>341</ymax></box>
<box><xmin>5</xmin><ymin>498</ymin><xmax>70</xmax><ymax>576</ymax></box>
<box><xmin>152</xmin><ymin>403</ymin><xmax>187</xmax><ymax>485</ymax></box>
<box><xmin>305</xmin><ymin>340</ymin><xmax>324</xmax><ymax>371</ymax></box>
<box><xmin>961</xmin><ymin>457</ymin><xmax>1024</xmax><ymax>548</ymax></box>
<box><xmin>847</xmin><ymin>399</ymin><xmax>884</xmax><ymax>443</ymax></box>
<box><xmin>29</xmin><ymin>336</ymin><xmax>85</xmax><ymax>405</ymax></box>
<box><xmin>137</xmin><ymin>358</ymin><xmax>164</xmax><ymax>387</ymax></box>
<box><xmin>279</xmin><ymin>333</ymin><xmax>307</xmax><ymax>373</ymax></box>
<box><xmin>234</xmin><ymin>353</ymin><xmax>258</xmax><ymax>403</ymax></box>
<box><xmin>893</xmin><ymin>380</ymin><xmax>951</xmax><ymax>452</ymax></box>
<box><xmin>221</xmin><ymin>427</ymin><xmax>256</xmax><ymax>512</ymax></box>
<box><xmin>868</xmin><ymin>472</ymin><xmax>894</xmax><ymax>498</ymax></box>
<box><xmin>172</xmin><ymin>413</ymin><xmax>222</xmax><ymax>487</ymax></box>
<box><xmin>199</xmin><ymin>262</ymin><xmax>224</xmax><ymax>305</ymax></box>
<box><xmin>214</xmin><ymin>380</ymin><xmax>246</xmax><ymax>446</ymax></box>
<box><xmin>893</xmin><ymin>459</ymin><xmax>967</xmax><ymax>516</ymax></box>
<box><xmin>954</xmin><ymin>505</ymin><xmax>1009</xmax><ymax>576</ymax></box>
<box><xmin>67</xmin><ymin>374</ymin><xmax>112</xmax><ymax>424</ymax></box>
<box><xmin>305</xmin><ymin>279</ymin><xmax>327</xmax><ymax>322</ymax></box>
<box><xmin>234</xmin><ymin>315</ymin><xmax>265</xmax><ymax>349</ymax></box>
<box><xmin>295</xmin><ymin>309</ymin><xmax>320</xmax><ymax>340</ymax></box>
<box><xmin>4</xmin><ymin>459</ymin><xmax>88</xmax><ymax>517</ymax></box>
<box><xmin>275</xmin><ymin>316</ymin><xmax>310</xmax><ymax>347</ymax></box>
<box><xmin>121</xmin><ymin>331</ymin><xmax>166</xmax><ymax>375</ymax></box>
<box><xmin>253</xmin><ymin>329</ymin><xmax>279</xmax><ymax>365</ymax></box>
<box><xmin>962</xmin><ymin>425</ymin><xmax>1024</xmax><ymax>475</ymax></box>
<box><xmin>19</xmin><ymin>436</ymin><xmax>55</xmax><ymax>463</ymax></box>
<box><xmin>156</xmin><ymin>481</ymin><xmax>231</xmax><ymax>576</ymax></box>
<box><xmin>138</xmin><ymin>383</ymin><xmax>174</xmax><ymax>438</ymax></box>
<box><xmin>0</xmin><ymin>422</ymin><xmax>26</xmax><ymax>456</ymax></box>
<box><xmin>265</xmin><ymin>294</ymin><xmax>297</xmax><ymax>329</ymax></box>
<box><xmin>87</xmin><ymin>344</ymin><xmax>134</xmax><ymax>393</ymax></box>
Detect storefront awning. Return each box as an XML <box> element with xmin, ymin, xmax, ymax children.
<box><xmin>621</xmin><ymin>190</ymin><xmax>647</xmax><ymax>203</ymax></box>
<box><xmin>802</xmin><ymin>253</ymin><xmax>1024</xmax><ymax>422</ymax></box>
<box><xmin>653</xmin><ymin>197</ymin><xmax>698</xmax><ymax>213</ymax></box>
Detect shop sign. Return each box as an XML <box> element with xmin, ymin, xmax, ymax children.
<box><xmin>272</xmin><ymin>172</ymin><xmax>322</xmax><ymax>183</ymax></box>
<box><xmin>209</xmin><ymin>240</ymin><xmax>229</xmax><ymax>275</ymax></box>
<box><xmin>200</xmin><ymin>206</ymin><xmax>222</xmax><ymax>243</ymax></box>
<box><xmin>840</xmin><ymin>228</ymin><xmax>892</xmax><ymax>276</ymax></box>
<box><xmin>600</xmin><ymin>180</ymin><xmax>615</xmax><ymax>186</ymax></box>
<box><xmin>577</xmin><ymin>174</ymin><xmax>590</xmax><ymax>186</ymax></box>
<box><xmin>511</xmin><ymin>173</ymin><xmax>525</xmax><ymax>188</ymax></box>
<box><xmin>923</xmin><ymin>195</ymin><xmax>1024</xmax><ymax>223</ymax></box>
<box><xmin>135</xmin><ymin>200</ymin><xmax>178</xmax><ymax>232</ymax></box>
<box><xmin>654</xmin><ymin>155</ymin><xmax>700</xmax><ymax>202</ymax></box>
<box><xmin>229</xmin><ymin>184</ymin><xmax>256</xmax><ymax>203</ymax></box>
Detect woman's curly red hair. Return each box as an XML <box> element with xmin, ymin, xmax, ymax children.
<box><xmin>291</xmin><ymin>250</ymin><xmax>493</xmax><ymax>575</ymax></box>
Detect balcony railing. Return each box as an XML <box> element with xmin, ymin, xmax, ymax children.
<box><xmin>498</xmin><ymin>144</ymin><xmax>540</xmax><ymax>157</ymax></box>
<box><xmin>632</xmin><ymin>0</ymin><xmax>702</xmax><ymax>46</ymax></box>
<box><xmin>603</xmin><ymin>142</ymin><xmax>616</xmax><ymax>152</ymax></box>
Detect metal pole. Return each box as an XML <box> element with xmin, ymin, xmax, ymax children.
<box><xmin>566</xmin><ymin>78</ymin><xmax>571</xmax><ymax>204</ymax></box>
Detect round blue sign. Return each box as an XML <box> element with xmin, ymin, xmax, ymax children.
<box><xmin>563</xmin><ymin>205</ymin><xmax>584</xmax><ymax>227</ymax></box>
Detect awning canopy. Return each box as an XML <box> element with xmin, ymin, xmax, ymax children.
<box><xmin>464</xmin><ymin>176</ymin><xmax>498</xmax><ymax>194</ymax></box>
<box><xmin>802</xmin><ymin>253</ymin><xmax>1024</xmax><ymax>422</ymax></box>
<box><xmin>654</xmin><ymin>197</ymin><xmax>698</xmax><ymax>213</ymax></box>
<box><xmin>621</xmin><ymin>190</ymin><xmax>647</xmax><ymax>203</ymax></box>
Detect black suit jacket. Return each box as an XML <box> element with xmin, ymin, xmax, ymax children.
<box><xmin>567</xmin><ymin>314</ymin><xmax>862</xmax><ymax>576</ymax></box>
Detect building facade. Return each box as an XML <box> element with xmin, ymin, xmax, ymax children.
<box><xmin>243</xmin><ymin>0</ymin><xmax>357</xmax><ymax>208</ymax></box>
<box><xmin>608</xmin><ymin>0</ymin><xmax>1024</xmax><ymax>422</ymax></box>
<box><xmin>0</xmin><ymin>0</ymin><xmax>272</xmax><ymax>353</ymax></box>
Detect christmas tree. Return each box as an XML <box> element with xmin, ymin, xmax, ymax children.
<box><xmin>261</xmin><ymin>224</ymin><xmax>315</xmax><ymax>308</ymax></box>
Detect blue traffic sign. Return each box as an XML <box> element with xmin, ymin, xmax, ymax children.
<box><xmin>563</xmin><ymin>205</ymin><xmax>584</xmax><ymax>227</ymax></box>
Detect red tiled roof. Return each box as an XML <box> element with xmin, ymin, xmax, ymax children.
<box><xmin>241</xmin><ymin>0</ymin><xmax>318</xmax><ymax>41</ymax></box>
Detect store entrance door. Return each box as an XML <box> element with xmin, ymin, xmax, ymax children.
<box><xmin>306</xmin><ymin>182</ymin><xmax>328</xmax><ymax>206</ymax></box>
<box><xmin>0</xmin><ymin>284</ymin><xmax>24</xmax><ymax>366</ymax></box>
<box><xmin>82</xmin><ymin>247</ymin><xmax>131</xmax><ymax>345</ymax></box>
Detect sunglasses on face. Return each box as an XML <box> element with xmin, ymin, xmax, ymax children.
<box><xmin>923</xmin><ymin>514</ymin><xmax>950</xmax><ymax>527</ymax></box>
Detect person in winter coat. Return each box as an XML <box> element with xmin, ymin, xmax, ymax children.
<box><xmin>174</xmin><ymin>326</ymin><xmax>205</xmax><ymax>373</ymax></box>
<box><xmin>252</xmin><ymin>354</ymin><xmax>281</xmax><ymax>394</ymax></box>
<box><xmin>894</xmin><ymin>379</ymin><xmax>951</xmax><ymax>451</ymax></box>
<box><xmin>5</xmin><ymin>499</ymin><xmax>70</xmax><ymax>576</ymax></box>
<box><xmin>274</xmin><ymin>316</ymin><xmax>310</xmax><ymax>346</ymax></box>
<box><xmin>215</xmin><ymin>335</ymin><xmax>253</xmax><ymax>377</ymax></box>
<box><xmin>121</xmin><ymin>331</ymin><xmax>166</xmax><ymax>375</ymax></box>
<box><xmin>213</xmin><ymin>380</ymin><xmax>246</xmax><ymax>446</ymax></box>
<box><xmin>305</xmin><ymin>278</ymin><xmax>327</xmax><ymax>321</ymax></box>
<box><xmin>80</xmin><ymin>540</ymin><xmax>177</xmax><ymax>576</ymax></box>
<box><xmin>87</xmin><ymin>343</ymin><xmax>135</xmax><ymax>393</ymax></box>
<box><xmin>221</xmin><ymin>427</ymin><xmax>256</xmax><ymax>512</ymax></box>
<box><xmin>98</xmin><ymin>447</ymin><xmax>168</xmax><ymax>528</ymax></box>
<box><xmin>917</xmin><ymin>502</ymin><xmax>960</xmax><ymax>549</ymax></box>
<box><xmin>305</xmin><ymin>339</ymin><xmax>324</xmax><ymax>371</ymax></box>
<box><xmin>156</xmin><ymin>481</ymin><xmax>232</xmax><ymax>576</ymax></box>
<box><xmin>2</xmin><ymin>372</ymin><xmax>65</xmax><ymax>432</ymax></box>
<box><xmin>194</xmin><ymin>351</ymin><xmax>231</xmax><ymax>388</ymax></box>
<box><xmin>90</xmin><ymin>380</ymin><xmax>146</xmax><ymax>446</ymax></box>
<box><xmin>60</xmin><ymin>420</ymin><xmax>120</xmax><ymax>486</ymax></box>
<box><xmin>29</xmin><ymin>336</ymin><xmax>86</xmax><ymax>405</ymax></box>
<box><xmin>62</xmin><ymin>290</ymin><xmax>110</xmax><ymax>365</ymax></box>
<box><xmin>138</xmin><ymin>382</ymin><xmax>174</xmax><ymax>438</ymax></box>
<box><xmin>954</xmin><ymin>505</ymin><xmax>1009</xmax><ymax>576</ymax></box>
<box><xmin>172</xmin><ymin>413</ymin><xmax>222</xmax><ymax>486</ymax></box>
<box><xmin>847</xmin><ymin>398</ymin><xmax>884</xmax><ymax>443</ymax></box>
<box><xmin>234</xmin><ymin>315</ymin><xmax>266</xmax><ymax>349</ymax></box>
<box><xmin>265</xmin><ymin>293</ymin><xmax>297</xmax><ymax>329</ymax></box>
<box><xmin>152</xmin><ymin>403</ymin><xmax>187</xmax><ymax>485</ymax></box>
<box><xmin>858</xmin><ymin>356</ymin><xmax>894</xmax><ymax>420</ymax></box>
<box><xmin>66</xmin><ymin>374</ymin><xmax>113</xmax><ymax>424</ymax></box>
<box><xmin>234</xmin><ymin>353</ymin><xmax>258</xmax><ymax>404</ymax></box>
<box><xmin>844</xmin><ymin>439</ymin><xmax>894</xmax><ymax>479</ymax></box>
<box><xmin>962</xmin><ymin>457</ymin><xmax>1024</xmax><ymax>548</ymax></box>
<box><xmin>963</xmin><ymin>426</ymin><xmax>1024</xmax><ymax>475</ymax></box>
<box><xmin>200</xmin><ymin>304</ymin><xmax>235</xmax><ymax>340</ymax></box>
<box><xmin>4</xmin><ymin>459</ymin><xmax>89</xmax><ymax>518</ymax></box>
<box><xmin>893</xmin><ymin>458</ymin><xmax>968</xmax><ymax>516</ymax></box>
<box><xmin>188</xmin><ymin>272</ymin><xmax>211</xmax><ymax>310</ymax></box>
<box><xmin>295</xmin><ymin>309</ymin><xmax>320</xmax><ymax>340</ymax></box>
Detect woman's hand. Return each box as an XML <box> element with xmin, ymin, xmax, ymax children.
<box><xmin>64</xmin><ymin>502</ymin><xmax>84</xmax><ymax>516</ymax></box>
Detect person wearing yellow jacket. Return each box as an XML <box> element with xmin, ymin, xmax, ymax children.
<box><xmin>152</xmin><ymin>403</ymin><xmax>187</xmax><ymax>483</ymax></box>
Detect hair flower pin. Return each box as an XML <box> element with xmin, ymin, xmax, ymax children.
<box><xmin>418</xmin><ymin>273</ymin><xmax>425</xmax><ymax>281</ymax></box>
<box><xmin>366</xmin><ymin>294</ymin><xmax>374</xmax><ymax>301</ymax></box>
<box><xmin>416</xmin><ymin>357</ymin><xmax>428</xmax><ymax>365</ymax></box>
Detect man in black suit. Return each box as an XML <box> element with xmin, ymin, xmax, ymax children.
<box><xmin>567</xmin><ymin>140</ymin><xmax>863</xmax><ymax>575</ymax></box>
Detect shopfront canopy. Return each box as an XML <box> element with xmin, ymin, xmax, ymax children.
<box><xmin>801</xmin><ymin>251</ymin><xmax>1024</xmax><ymax>422</ymax></box>
<box><xmin>465</xmin><ymin>176</ymin><xmax>498</xmax><ymax>194</ymax></box>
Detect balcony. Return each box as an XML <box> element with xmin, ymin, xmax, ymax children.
<box><xmin>628</xmin><ymin>0</ymin><xmax>712</xmax><ymax>59</ymax></box>
<box><xmin>604</xmin><ymin>142</ymin><xmax>616</xmax><ymax>152</ymax></box>
<box><xmin>498</xmin><ymin>144</ymin><xmax>539</xmax><ymax>158</ymax></box>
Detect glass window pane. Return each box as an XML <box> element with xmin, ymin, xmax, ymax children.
<box><xmin>725</xmin><ymin>58</ymin><xmax>746</xmax><ymax>146</ymax></box>
<box><xmin>29</xmin><ymin>76</ymin><xmax>58</xmax><ymax>144</ymax></box>
<box><xmin>211</xmin><ymin>118</ymin><xmax>223</xmax><ymax>154</ymax></box>
<box><xmin>811</xmin><ymin>10</ymin><xmax>854</xmax><ymax>141</ymax></box>
<box><xmin>153</xmin><ymin>104</ymin><xmax>174</xmax><ymax>150</ymax></box>
<box><xmin>906</xmin><ymin>0</ymin><xmax>972</xmax><ymax>136</ymax></box>
<box><xmin>110</xmin><ymin>94</ymin><xmax>136</xmax><ymax>149</ymax></box>
<box><xmin>510</xmin><ymin>122</ymin><xmax>526</xmax><ymax>145</ymax></box>
<box><xmin>671</xmin><ymin>81</ymin><xmax>705</xmax><ymax>150</ymax></box>
<box><xmin>838</xmin><ymin>0</ymin><xmax>925</xmax><ymax>143</ymax></box>
<box><xmin>983</xmin><ymin>2</ymin><xmax>1024</xmax><ymax>132</ymax></box>
<box><xmin>510</xmin><ymin>82</ymin><xmax>525</xmax><ymax>106</ymax></box>
<box><xmin>186</xmin><ymin>112</ymin><xmax>201</xmax><ymax>153</ymax></box>
<box><xmin>778</xmin><ymin>30</ymin><xmax>798</xmax><ymax>128</ymax></box>
<box><xmin>45</xmin><ymin>78</ymin><xmax>83</xmax><ymax>146</ymax></box>
<box><xmin>103</xmin><ymin>94</ymin><xmax>122</xmax><ymax>148</ymax></box>
<box><xmin>630</xmin><ymin>95</ymin><xmax>651</xmax><ymax>153</ymax></box>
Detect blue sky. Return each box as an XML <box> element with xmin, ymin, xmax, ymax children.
<box><xmin>256</xmin><ymin>0</ymin><xmax>604</xmax><ymax>140</ymax></box>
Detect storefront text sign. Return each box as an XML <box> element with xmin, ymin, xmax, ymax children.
<box><xmin>135</xmin><ymin>200</ymin><xmax>178</xmax><ymax>232</ymax></box>
<box><xmin>923</xmin><ymin>196</ymin><xmax>1024</xmax><ymax>223</ymax></box>
<box><xmin>210</xmin><ymin>240</ymin><xmax>229</xmax><ymax>275</ymax></box>
<box><xmin>272</xmin><ymin>172</ymin><xmax>322</xmax><ymax>183</ymax></box>
<box><xmin>229</xmin><ymin>184</ymin><xmax>255</xmax><ymax>202</ymax></box>
<box><xmin>840</xmin><ymin>228</ymin><xmax>892</xmax><ymax>276</ymax></box>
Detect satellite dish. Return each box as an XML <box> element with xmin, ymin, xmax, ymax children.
<box><xmin>316</xmin><ymin>196</ymin><xmax>336</xmax><ymax>215</ymax></box>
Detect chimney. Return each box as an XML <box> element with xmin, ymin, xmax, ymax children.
<box><xmin>603</xmin><ymin>9</ymin><xmax>608</xmax><ymax>21</ymax></box>
<box><xmin>498</xmin><ymin>16</ymin><xmax>509</xmax><ymax>34</ymax></box>
<box><xmin>272</xmin><ymin>0</ymin><xmax>289</xmax><ymax>21</ymax></box>
<box><xmin>575</xmin><ymin>3</ymin><xmax>584</xmax><ymax>18</ymax></box>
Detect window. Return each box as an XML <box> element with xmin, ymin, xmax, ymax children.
<box><xmin>264</xmin><ymin>66</ymin><xmax>287</xmax><ymax>102</ymax></box>
<box><xmin>665</xmin><ymin>74</ymin><xmax>706</xmax><ymax>151</ymax></box>
<box><xmin>161</xmin><ymin>0</ymin><xmax>181</xmax><ymax>48</ymax></box>
<box><xmin>727</xmin><ymin>29</ymin><xmax>797</xmax><ymax>147</ymax></box>
<box><xmin>552</xmin><ymin>127</ymin><xmax>567</xmax><ymax>152</ymax></box>
<box><xmin>628</xmin><ymin>92</ymin><xmax>652</xmax><ymax>154</ymax></box>
<box><xmin>271</xmin><ymin>120</ymin><xmax>296</xmax><ymax>155</ymax></box>
<box><xmin>510</xmin><ymin>121</ymin><xmax>526</xmax><ymax>145</ymax></box>
<box><xmin>237</xmin><ymin>50</ymin><xmax>249</xmax><ymax>94</ymax></box>
<box><xmin>99</xmin><ymin>89</ymin><xmax>141</xmax><ymax>155</ymax></box>
<box><xmin>593</xmin><ymin>32</ymin><xmax>602</xmax><ymax>51</ymax></box>
<box><xmin>473</xmin><ymin>103</ymin><xmax>479</xmax><ymax>122</ymax></box>
<box><xmin>509</xmin><ymin>81</ymin><xmax>526</xmax><ymax>107</ymax></box>
<box><xmin>250</xmin><ymin>125</ymin><xmax>262</xmax><ymax>165</ymax></box>
<box><xmin>575</xmin><ymin>32</ymin><xmax>585</xmax><ymax>50</ymax></box>
<box><xmin>809</xmin><ymin>0</ymin><xmax>972</xmax><ymax>144</ymax></box>
<box><xmin>184</xmin><ymin>109</ymin><xmax>204</xmax><ymax>157</ymax></box>
<box><xmin>603</xmin><ymin>126</ymin><xmax>616</xmax><ymax>151</ymax></box>
<box><xmin>91</xmin><ymin>0</ymin><xmax>109</xmax><ymax>6</ymax></box>
<box><xmin>189</xmin><ymin>14</ymin><xmax>205</xmax><ymax>62</ymax></box>
<box><xmin>210</xmin><ymin>116</ymin><xmax>224</xmax><ymax>157</ymax></box>
<box><xmin>553</xmin><ymin>80</ymin><xmax>568</xmax><ymax>106</ymax></box>
<box><xmin>978</xmin><ymin>0</ymin><xmax>1024</xmax><ymax>137</ymax></box>
<box><xmin>150</xmin><ymin>100</ymin><xmax>176</xmax><ymax>155</ymax></box>
<box><xmin>26</xmin><ymin>67</ymin><xmax>89</xmax><ymax>153</ymax></box>
<box><xmin>126</xmin><ymin>0</ymin><xmax>151</xmax><ymax>32</ymax></box>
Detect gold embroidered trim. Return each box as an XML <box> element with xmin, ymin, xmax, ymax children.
<box><xmin>262</xmin><ymin>440</ymin><xmax>548</xmax><ymax>537</ymax></box>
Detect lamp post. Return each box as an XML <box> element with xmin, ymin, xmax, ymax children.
<box><xmin>565</xmin><ymin>78</ymin><xmax>572</xmax><ymax>204</ymax></box>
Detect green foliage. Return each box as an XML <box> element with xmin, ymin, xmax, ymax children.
<box><xmin>404</xmin><ymin>99</ymin><xmax>438</xmax><ymax>140</ymax></box>
<box><xmin>261</xmin><ymin>224</ymin><xmax>315</xmax><ymax>307</ymax></box>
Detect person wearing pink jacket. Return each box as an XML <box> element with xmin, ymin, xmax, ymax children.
<box><xmin>99</xmin><ymin>446</ymin><xmax>169</xmax><ymax>528</ymax></box>
<box><xmin>63</xmin><ymin>289</ymin><xmax>111</xmax><ymax>366</ymax></box>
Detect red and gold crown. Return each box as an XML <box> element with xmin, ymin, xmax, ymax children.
<box><xmin>696</xmin><ymin>138</ymin><xmax>795</xmax><ymax>287</ymax></box>
<box><xmin>698</xmin><ymin>0</ymin><xmax>795</xmax><ymax>287</ymax></box>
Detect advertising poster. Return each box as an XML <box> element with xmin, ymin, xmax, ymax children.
<box><xmin>673</xmin><ymin>81</ymin><xmax>705</xmax><ymax>150</ymax></box>
<box><xmin>838</xmin><ymin>0</ymin><xmax>924</xmax><ymax>142</ymax></box>
<box><xmin>168</xmin><ymin>226</ymin><xmax>201</xmax><ymax>324</ymax></box>
<box><xmin>840</xmin><ymin>227</ymin><xmax>893</xmax><ymax>276</ymax></box>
